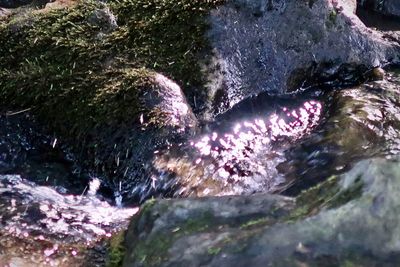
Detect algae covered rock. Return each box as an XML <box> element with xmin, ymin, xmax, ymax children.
<box><xmin>122</xmin><ymin>157</ymin><xmax>400</xmax><ymax>266</ymax></box>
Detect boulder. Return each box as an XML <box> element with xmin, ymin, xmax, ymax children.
<box><xmin>0</xmin><ymin>0</ymin><xmax>215</xmax><ymax>204</ymax></box>
<box><xmin>123</xmin><ymin>157</ymin><xmax>400</xmax><ymax>266</ymax></box>
<box><xmin>205</xmin><ymin>0</ymin><xmax>400</xmax><ymax>112</ymax></box>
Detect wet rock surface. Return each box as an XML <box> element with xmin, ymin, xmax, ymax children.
<box><xmin>151</xmin><ymin>90</ymin><xmax>328</xmax><ymax>199</ymax></box>
<box><xmin>123</xmin><ymin>157</ymin><xmax>400</xmax><ymax>267</ymax></box>
<box><xmin>1</xmin><ymin>0</ymin><xmax>400</xmax><ymax>266</ymax></box>
<box><xmin>122</xmin><ymin>67</ymin><xmax>400</xmax><ymax>265</ymax></box>
<box><xmin>281</xmin><ymin>68</ymin><xmax>400</xmax><ymax>194</ymax></box>
<box><xmin>0</xmin><ymin>113</ymin><xmax>88</xmax><ymax>194</ymax></box>
<box><xmin>206</xmin><ymin>0</ymin><xmax>400</xmax><ymax>112</ymax></box>
<box><xmin>0</xmin><ymin>113</ymin><xmax>137</xmax><ymax>266</ymax></box>
<box><xmin>0</xmin><ymin>174</ymin><xmax>137</xmax><ymax>266</ymax></box>
<box><xmin>0</xmin><ymin>0</ymin><xmax>32</xmax><ymax>8</ymax></box>
<box><xmin>359</xmin><ymin>0</ymin><xmax>400</xmax><ymax>18</ymax></box>
<box><xmin>100</xmin><ymin>73</ymin><xmax>198</xmax><ymax>205</ymax></box>
<box><xmin>1</xmin><ymin>0</ymin><xmax>399</xmax><ymax>205</ymax></box>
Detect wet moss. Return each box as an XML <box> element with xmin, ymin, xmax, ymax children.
<box><xmin>329</xmin><ymin>10</ymin><xmax>337</xmax><ymax>22</ymax></box>
<box><xmin>128</xmin><ymin>203</ymin><xmax>219</xmax><ymax>266</ymax></box>
<box><xmin>0</xmin><ymin>1</ymin><xmax>149</xmax><ymax>139</ymax></box>
<box><xmin>326</xmin><ymin>9</ymin><xmax>338</xmax><ymax>28</ymax></box>
<box><xmin>107</xmin><ymin>230</ymin><xmax>126</xmax><ymax>267</ymax></box>
<box><xmin>207</xmin><ymin>246</ymin><xmax>221</xmax><ymax>255</ymax></box>
<box><xmin>287</xmin><ymin>174</ymin><xmax>364</xmax><ymax>221</ymax></box>
<box><xmin>133</xmin><ymin>234</ymin><xmax>173</xmax><ymax>266</ymax></box>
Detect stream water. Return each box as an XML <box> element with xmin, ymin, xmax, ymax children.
<box><xmin>0</xmin><ymin>68</ymin><xmax>399</xmax><ymax>266</ymax></box>
<box><xmin>0</xmin><ymin>114</ymin><xmax>137</xmax><ymax>266</ymax></box>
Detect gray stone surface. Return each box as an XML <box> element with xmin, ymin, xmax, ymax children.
<box><xmin>123</xmin><ymin>157</ymin><xmax>400</xmax><ymax>266</ymax></box>
<box><xmin>204</xmin><ymin>0</ymin><xmax>400</xmax><ymax>113</ymax></box>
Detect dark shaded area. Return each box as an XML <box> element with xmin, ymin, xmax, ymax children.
<box><xmin>0</xmin><ymin>112</ymin><xmax>90</xmax><ymax>195</ymax></box>
<box><xmin>357</xmin><ymin>7</ymin><xmax>400</xmax><ymax>31</ymax></box>
<box><xmin>0</xmin><ymin>0</ymin><xmax>49</xmax><ymax>8</ymax></box>
<box><xmin>0</xmin><ymin>0</ymin><xmax>31</xmax><ymax>8</ymax></box>
<box><xmin>357</xmin><ymin>0</ymin><xmax>400</xmax><ymax>18</ymax></box>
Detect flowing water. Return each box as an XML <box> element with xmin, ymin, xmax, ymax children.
<box><xmin>152</xmin><ymin>90</ymin><xmax>329</xmax><ymax>198</ymax></box>
<box><xmin>282</xmin><ymin>68</ymin><xmax>400</xmax><ymax>195</ymax></box>
<box><xmin>0</xmin><ymin>68</ymin><xmax>400</xmax><ymax>265</ymax></box>
<box><xmin>0</xmin><ymin>114</ymin><xmax>137</xmax><ymax>266</ymax></box>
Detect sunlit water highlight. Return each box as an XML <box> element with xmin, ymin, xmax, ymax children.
<box><xmin>1</xmin><ymin>69</ymin><xmax>400</xmax><ymax>265</ymax></box>
<box><xmin>153</xmin><ymin>98</ymin><xmax>324</xmax><ymax>197</ymax></box>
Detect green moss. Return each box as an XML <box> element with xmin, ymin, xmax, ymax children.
<box><xmin>107</xmin><ymin>230</ymin><xmax>126</xmax><ymax>267</ymax></box>
<box><xmin>326</xmin><ymin>9</ymin><xmax>337</xmax><ymax>28</ymax></box>
<box><xmin>133</xmin><ymin>234</ymin><xmax>173</xmax><ymax>266</ymax></box>
<box><xmin>329</xmin><ymin>10</ymin><xmax>337</xmax><ymax>22</ymax></box>
<box><xmin>108</xmin><ymin>0</ymin><xmax>225</xmax><ymax>92</ymax></box>
<box><xmin>287</xmin><ymin>175</ymin><xmax>364</xmax><ymax>222</ymax></box>
<box><xmin>0</xmin><ymin>0</ymin><xmax>223</xmax><ymax>173</ymax></box>
<box><xmin>0</xmin><ymin>1</ymin><xmax>150</xmax><ymax>138</ymax></box>
<box><xmin>130</xmin><ymin>203</ymin><xmax>218</xmax><ymax>266</ymax></box>
<box><xmin>240</xmin><ymin>218</ymin><xmax>269</xmax><ymax>229</ymax></box>
<box><xmin>182</xmin><ymin>211</ymin><xmax>215</xmax><ymax>233</ymax></box>
<box><xmin>207</xmin><ymin>247</ymin><xmax>221</xmax><ymax>255</ymax></box>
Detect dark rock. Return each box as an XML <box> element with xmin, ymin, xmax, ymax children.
<box><xmin>87</xmin><ymin>7</ymin><xmax>118</xmax><ymax>33</ymax></box>
<box><xmin>0</xmin><ymin>0</ymin><xmax>50</xmax><ymax>8</ymax></box>
<box><xmin>97</xmin><ymin>73</ymin><xmax>198</xmax><ymax>205</ymax></box>
<box><xmin>123</xmin><ymin>194</ymin><xmax>295</xmax><ymax>267</ymax></box>
<box><xmin>205</xmin><ymin>0</ymin><xmax>400</xmax><ymax>112</ymax></box>
<box><xmin>282</xmin><ymin>69</ymin><xmax>400</xmax><ymax>194</ymax></box>
<box><xmin>0</xmin><ymin>0</ymin><xmax>32</xmax><ymax>8</ymax></box>
<box><xmin>359</xmin><ymin>0</ymin><xmax>400</xmax><ymax>18</ymax></box>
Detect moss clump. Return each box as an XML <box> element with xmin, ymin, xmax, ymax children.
<box><xmin>133</xmin><ymin>234</ymin><xmax>173</xmax><ymax>266</ymax></box>
<box><xmin>128</xmin><ymin>202</ymin><xmax>219</xmax><ymax>266</ymax></box>
<box><xmin>108</xmin><ymin>0</ymin><xmax>224</xmax><ymax>93</ymax></box>
<box><xmin>287</xmin><ymin>175</ymin><xmax>363</xmax><ymax>221</ymax></box>
<box><xmin>0</xmin><ymin>1</ymin><xmax>149</xmax><ymax>139</ymax></box>
<box><xmin>107</xmin><ymin>230</ymin><xmax>126</xmax><ymax>267</ymax></box>
<box><xmin>0</xmin><ymin>0</ymin><xmax>223</xmax><ymax>183</ymax></box>
<box><xmin>326</xmin><ymin>9</ymin><xmax>337</xmax><ymax>28</ymax></box>
<box><xmin>136</xmin><ymin>210</ymin><xmax>215</xmax><ymax>253</ymax></box>
<box><xmin>207</xmin><ymin>247</ymin><xmax>221</xmax><ymax>255</ymax></box>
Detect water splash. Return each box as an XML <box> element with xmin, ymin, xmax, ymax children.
<box><xmin>0</xmin><ymin>174</ymin><xmax>137</xmax><ymax>266</ymax></box>
<box><xmin>153</xmin><ymin>99</ymin><xmax>324</xmax><ymax>197</ymax></box>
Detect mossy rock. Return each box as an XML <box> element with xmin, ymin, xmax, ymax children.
<box><xmin>121</xmin><ymin>158</ymin><xmax>400</xmax><ymax>266</ymax></box>
<box><xmin>0</xmin><ymin>0</ymin><xmax>223</xmax><ymax>202</ymax></box>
